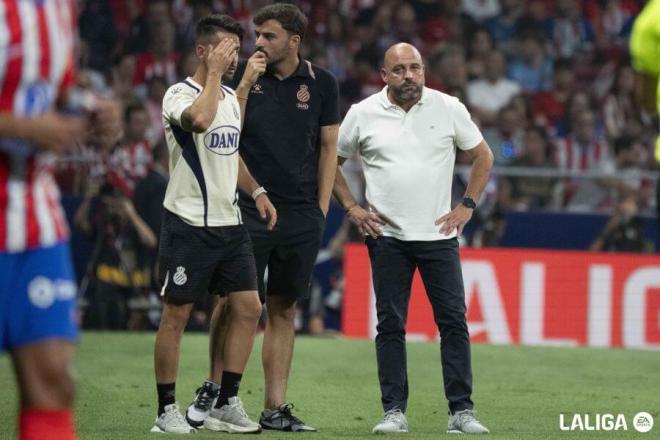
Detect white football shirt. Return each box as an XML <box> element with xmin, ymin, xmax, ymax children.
<box><xmin>162</xmin><ymin>77</ymin><xmax>243</xmax><ymax>227</ymax></box>
<box><xmin>338</xmin><ymin>86</ymin><xmax>484</xmax><ymax>241</ymax></box>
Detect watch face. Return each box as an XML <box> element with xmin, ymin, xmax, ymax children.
<box><xmin>463</xmin><ymin>197</ymin><xmax>476</xmax><ymax>209</ymax></box>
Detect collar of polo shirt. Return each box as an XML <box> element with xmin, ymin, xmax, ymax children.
<box><xmin>378</xmin><ymin>86</ymin><xmax>430</xmax><ymax>109</ymax></box>
<box><xmin>265</xmin><ymin>57</ymin><xmax>317</xmax><ymax>80</ymax></box>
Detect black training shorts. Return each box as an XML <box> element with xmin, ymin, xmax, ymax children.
<box><xmin>158</xmin><ymin>210</ymin><xmax>258</xmax><ymax>303</ymax></box>
<box><xmin>241</xmin><ymin>205</ymin><xmax>325</xmax><ymax>302</ymax></box>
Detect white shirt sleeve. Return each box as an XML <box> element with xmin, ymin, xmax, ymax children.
<box><xmin>337</xmin><ymin>104</ymin><xmax>360</xmax><ymax>158</ymax></box>
<box><xmin>162</xmin><ymin>84</ymin><xmax>196</xmax><ymax>128</ymax></box>
<box><xmin>450</xmin><ymin>97</ymin><xmax>483</xmax><ymax>151</ymax></box>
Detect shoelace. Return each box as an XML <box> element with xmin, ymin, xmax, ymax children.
<box><xmin>194</xmin><ymin>387</ymin><xmax>216</xmax><ymax>410</ymax></box>
<box><xmin>279</xmin><ymin>403</ymin><xmax>305</xmax><ymax>425</ymax></box>
<box><xmin>231</xmin><ymin>398</ymin><xmax>250</xmax><ymax>420</ymax></box>
<box><xmin>455</xmin><ymin>410</ymin><xmax>477</xmax><ymax>426</ymax></box>
<box><xmin>165</xmin><ymin>406</ymin><xmax>190</xmax><ymax>427</ymax></box>
<box><xmin>383</xmin><ymin>409</ymin><xmax>404</xmax><ymax>424</ymax></box>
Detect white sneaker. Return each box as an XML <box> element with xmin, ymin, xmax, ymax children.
<box><xmin>372</xmin><ymin>409</ymin><xmax>408</xmax><ymax>433</ymax></box>
<box><xmin>151</xmin><ymin>403</ymin><xmax>196</xmax><ymax>434</ymax></box>
<box><xmin>447</xmin><ymin>409</ymin><xmax>489</xmax><ymax>434</ymax></box>
<box><xmin>204</xmin><ymin>396</ymin><xmax>262</xmax><ymax>433</ymax></box>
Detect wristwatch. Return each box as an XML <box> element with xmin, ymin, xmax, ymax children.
<box><xmin>462</xmin><ymin>196</ymin><xmax>477</xmax><ymax>209</ymax></box>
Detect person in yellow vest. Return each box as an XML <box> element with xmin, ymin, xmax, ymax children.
<box><xmin>630</xmin><ymin>0</ymin><xmax>660</xmax><ymax>162</ymax></box>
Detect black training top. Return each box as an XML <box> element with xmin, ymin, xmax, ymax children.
<box><xmin>228</xmin><ymin>58</ymin><xmax>340</xmax><ymax>208</ymax></box>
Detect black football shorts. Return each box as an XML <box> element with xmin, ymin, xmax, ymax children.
<box><xmin>241</xmin><ymin>205</ymin><xmax>325</xmax><ymax>302</ymax></box>
<box><xmin>158</xmin><ymin>210</ymin><xmax>258</xmax><ymax>303</ymax></box>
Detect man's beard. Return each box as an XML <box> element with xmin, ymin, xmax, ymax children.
<box><xmin>264</xmin><ymin>49</ymin><xmax>287</xmax><ymax>67</ymax></box>
<box><xmin>393</xmin><ymin>82</ymin><xmax>422</xmax><ymax>101</ymax></box>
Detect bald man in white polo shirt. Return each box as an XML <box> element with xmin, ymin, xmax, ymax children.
<box><xmin>333</xmin><ymin>43</ymin><xmax>493</xmax><ymax>435</ymax></box>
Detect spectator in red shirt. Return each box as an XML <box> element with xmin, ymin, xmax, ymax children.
<box><xmin>133</xmin><ymin>18</ymin><xmax>180</xmax><ymax>91</ymax></box>
<box><xmin>555</xmin><ymin>89</ymin><xmax>597</xmax><ymax>136</ymax></box>
<box><xmin>532</xmin><ymin>58</ymin><xmax>575</xmax><ymax>128</ymax></box>
<box><xmin>108</xmin><ymin>101</ymin><xmax>152</xmax><ymax>197</ymax></box>
<box><xmin>555</xmin><ymin>110</ymin><xmax>615</xmax><ymax>211</ymax></box>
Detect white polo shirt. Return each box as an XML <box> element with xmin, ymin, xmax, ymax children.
<box><xmin>162</xmin><ymin>77</ymin><xmax>242</xmax><ymax>227</ymax></box>
<box><xmin>338</xmin><ymin>86</ymin><xmax>483</xmax><ymax>241</ymax></box>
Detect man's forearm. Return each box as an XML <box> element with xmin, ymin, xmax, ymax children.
<box><xmin>464</xmin><ymin>149</ymin><xmax>494</xmax><ymax>201</ymax></box>
<box><xmin>332</xmin><ymin>165</ymin><xmax>358</xmax><ymax>210</ymax></box>
<box><xmin>73</xmin><ymin>198</ymin><xmax>92</xmax><ymax>234</ymax></box>
<box><xmin>317</xmin><ymin>143</ymin><xmax>337</xmax><ymax>212</ymax></box>
<box><xmin>318</xmin><ymin>125</ymin><xmax>339</xmax><ymax>212</ymax></box>
<box><xmin>126</xmin><ymin>208</ymin><xmax>157</xmax><ymax>248</ymax></box>
<box><xmin>234</xmin><ymin>53</ymin><xmax>266</xmax><ymax>127</ymax></box>
<box><xmin>235</xmin><ymin>82</ymin><xmax>250</xmax><ymax>129</ymax></box>
<box><xmin>184</xmin><ymin>71</ymin><xmax>223</xmax><ymax>131</ymax></box>
<box><xmin>0</xmin><ymin>114</ymin><xmax>28</xmax><ymax>139</ymax></box>
<box><xmin>237</xmin><ymin>156</ymin><xmax>260</xmax><ymax>195</ymax></box>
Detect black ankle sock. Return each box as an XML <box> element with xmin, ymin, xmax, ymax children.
<box><xmin>157</xmin><ymin>383</ymin><xmax>176</xmax><ymax>416</ymax></box>
<box><xmin>215</xmin><ymin>371</ymin><xmax>242</xmax><ymax>408</ymax></box>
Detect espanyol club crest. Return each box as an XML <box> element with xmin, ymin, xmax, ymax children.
<box><xmin>296</xmin><ymin>85</ymin><xmax>310</xmax><ymax>110</ymax></box>
<box><xmin>296</xmin><ymin>84</ymin><xmax>310</xmax><ymax>102</ymax></box>
<box><xmin>173</xmin><ymin>267</ymin><xmax>187</xmax><ymax>286</ymax></box>
<box><xmin>203</xmin><ymin>125</ymin><xmax>240</xmax><ymax>155</ymax></box>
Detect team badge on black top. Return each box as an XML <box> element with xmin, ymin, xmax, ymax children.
<box><xmin>296</xmin><ymin>85</ymin><xmax>310</xmax><ymax>110</ymax></box>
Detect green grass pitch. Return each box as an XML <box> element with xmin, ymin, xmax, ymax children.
<box><xmin>1</xmin><ymin>332</ymin><xmax>658</xmax><ymax>439</ymax></box>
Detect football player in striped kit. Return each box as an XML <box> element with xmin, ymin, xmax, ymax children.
<box><xmin>0</xmin><ymin>1</ymin><xmax>120</xmax><ymax>439</ymax></box>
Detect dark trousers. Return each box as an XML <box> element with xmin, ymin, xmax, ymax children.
<box><xmin>366</xmin><ymin>236</ymin><xmax>473</xmax><ymax>414</ymax></box>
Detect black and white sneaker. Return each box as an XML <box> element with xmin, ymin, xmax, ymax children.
<box><xmin>185</xmin><ymin>380</ymin><xmax>220</xmax><ymax>428</ymax></box>
<box><xmin>259</xmin><ymin>403</ymin><xmax>317</xmax><ymax>432</ymax></box>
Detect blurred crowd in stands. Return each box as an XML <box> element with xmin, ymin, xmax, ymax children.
<box><xmin>64</xmin><ymin>0</ymin><xmax>658</xmax><ymax>331</ymax></box>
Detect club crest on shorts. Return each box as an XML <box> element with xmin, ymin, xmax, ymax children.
<box><xmin>296</xmin><ymin>85</ymin><xmax>310</xmax><ymax>110</ymax></box>
<box><xmin>173</xmin><ymin>266</ymin><xmax>187</xmax><ymax>286</ymax></box>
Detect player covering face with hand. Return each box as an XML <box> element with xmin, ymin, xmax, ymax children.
<box><xmin>152</xmin><ymin>14</ymin><xmax>276</xmax><ymax>434</ymax></box>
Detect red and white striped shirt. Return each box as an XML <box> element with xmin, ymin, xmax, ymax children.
<box><xmin>133</xmin><ymin>52</ymin><xmax>179</xmax><ymax>87</ymax></box>
<box><xmin>554</xmin><ymin>136</ymin><xmax>612</xmax><ymax>171</ymax></box>
<box><xmin>107</xmin><ymin>139</ymin><xmax>152</xmax><ymax>197</ymax></box>
<box><xmin>0</xmin><ymin>0</ymin><xmax>77</xmax><ymax>253</ymax></box>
